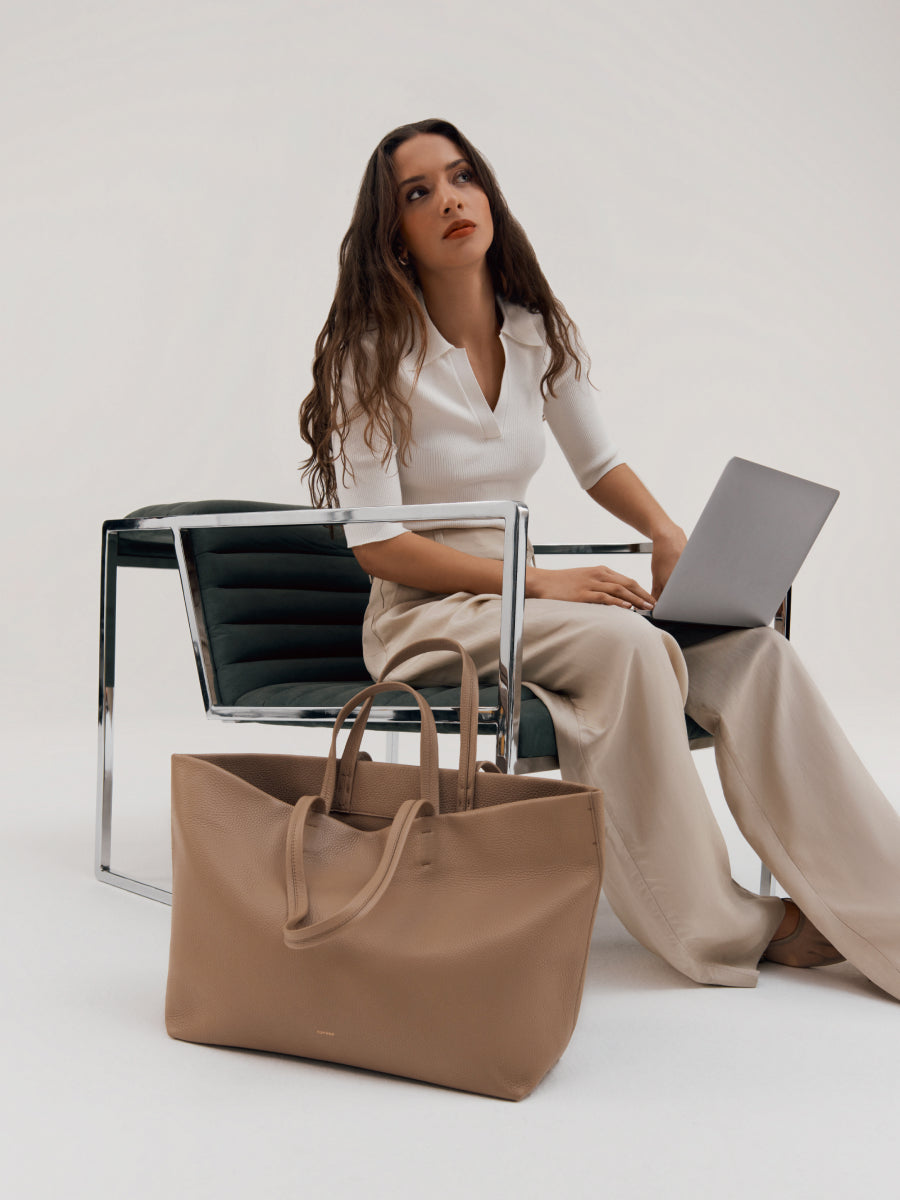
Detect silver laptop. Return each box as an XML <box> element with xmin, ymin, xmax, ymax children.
<box><xmin>648</xmin><ymin>458</ymin><xmax>839</xmax><ymax>627</ymax></box>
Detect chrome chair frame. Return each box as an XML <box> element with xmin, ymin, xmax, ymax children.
<box><xmin>96</xmin><ymin>499</ymin><xmax>788</xmax><ymax>904</ymax></box>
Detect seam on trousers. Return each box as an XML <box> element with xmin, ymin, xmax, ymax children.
<box><xmin>707</xmin><ymin>711</ymin><xmax>899</xmax><ymax>974</ymax></box>
<box><xmin>565</xmin><ymin>691</ymin><xmax>759</xmax><ymax>985</ymax></box>
<box><xmin>366</xmin><ymin>578</ymin><xmax>389</xmax><ymax>660</ymax></box>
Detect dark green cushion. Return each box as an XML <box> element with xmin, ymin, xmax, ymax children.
<box><xmin>188</xmin><ymin>521</ymin><xmax>366</xmax><ymax>702</ymax></box>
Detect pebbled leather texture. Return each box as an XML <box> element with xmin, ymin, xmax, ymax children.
<box><xmin>166</xmin><ymin>639</ymin><xmax>604</xmax><ymax>1101</ymax></box>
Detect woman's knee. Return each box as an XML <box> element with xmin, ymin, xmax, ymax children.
<box><xmin>523</xmin><ymin>600</ymin><xmax>689</xmax><ymax>698</ymax></box>
<box><xmin>683</xmin><ymin>626</ymin><xmax>800</xmax><ymax>714</ymax></box>
<box><xmin>720</xmin><ymin>625</ymin><xmax>797</xmax><ymax>670</ymax></box>
<box><xmin>525</xmin><ymin>600</ymin><xmax>648</xmax><ymax>657</ymax></box>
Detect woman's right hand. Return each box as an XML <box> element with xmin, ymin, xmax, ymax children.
<box><xmin>527</xmin><ymin>565</ymin><xmax>656</xmax><ymax>610</ymax></box>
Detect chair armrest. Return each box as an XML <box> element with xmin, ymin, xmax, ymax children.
<box><xmin>532</xmin><ymin>541</ymin><xmax>653</xmax><ymax>554</ymax></box>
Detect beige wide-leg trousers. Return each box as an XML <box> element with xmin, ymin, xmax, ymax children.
<box><xmin>361</xmin><ymin>526</ymin><xmax>900</xmax><ymax>1001</ymax></box>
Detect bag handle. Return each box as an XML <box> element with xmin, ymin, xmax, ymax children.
<box><xmin>335</xmin><ymin>637</ymin><xmax>482</xmax><ymax>813</ymax></box>
<box><xmin>283</xmin><ymin>792</ymin><xmax>329</xmax><ymax>938</ymax></box>
<box><xmin>283</xmin><ymin>794</ymin><xmax>437</xmax><ymax>948</ymax></box>
<box><xmin>319</xmin><ymin>680</ymin><xmax>441</xmax><ymax>808</ymax></box>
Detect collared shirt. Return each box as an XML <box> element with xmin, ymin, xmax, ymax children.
<box><xmin>332</xmin><ymin>295</ymin><xmax>623</xmax><ymax>547</ymax></box>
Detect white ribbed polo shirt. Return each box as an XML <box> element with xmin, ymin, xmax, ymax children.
<box><xmin>332</xmin><ymin>296</ymin><xmax>622</xmax><ymax>547</ymax></box>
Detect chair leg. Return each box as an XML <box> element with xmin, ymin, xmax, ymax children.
<box><xmin>385</xmin><ymin>731</ymin><xmax>400</xmax><ymax>763</ymax></box>
<box><xmin>759</xmin><ymin>863</ymin><xmax>773</xmax><ymax>896</ymax></box>
<box><xmin>95</xmin><ymin>529</ymin><xmax>116</xmax><ymax>881</ymax></box>
<box><xmin>95</xmin><ymin>530</ymin><xmax>172</xmax><ymax>905</ymax></box>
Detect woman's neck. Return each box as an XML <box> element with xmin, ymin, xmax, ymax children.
<box><xmin>417</xmin><ymin>266</ymin><xmax>499</xmax><ymax>351</ymax></box>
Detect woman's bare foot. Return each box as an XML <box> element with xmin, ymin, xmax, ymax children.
<box><xmin>763</xmin><ymin>900</ymin><xmax>846</xmax><ymax>968</ymax></box>
<box><xmin>770</xmin><ymin>899</ymin><xmax>801</xmax><ymax>942</ymax></box>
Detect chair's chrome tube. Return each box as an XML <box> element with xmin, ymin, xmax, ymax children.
<box><xmin>95</xmin><ymin>526</ymin><xmax>118</xmax><ymax>878</ymax></box>
<box><xmin>385</xmin><ymin>731</ymin><xmax>400</xmax><ymax>763</ymax></box>
<box><xmin>95</xmin><ymin>526</ymin><xmax>173</xmax><ymax>903</ymax></box>
<box><xmin>774</xmin><ymin>587</ymin><xmax>792</xmax><ymax>640</ymax></box>
<box><xmin>532</xmin><ymin>542</ymin><xmax>653</xmax><ymax>555</ymax></box>
<box><xmin>102</xmin><ymin>499</ymin><xmax>535</xmax><ymax>536</ymax></box>
<box><xmin>498</xmin><ymin>503</ymin><xmax>530</xmax><ymax>775</ymax></box>
<box><xmin>172</xmin><ymin>528</ymin><xmax>217</xmax><ymax>709</ymax></box>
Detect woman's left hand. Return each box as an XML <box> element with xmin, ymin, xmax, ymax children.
<box><xmin>651</xmin><ymin>526</ymin><xmax>687</xmax><ymax>598</ymax></box>
<box><xmin>585</xmin><ymin>465</ymin><xmax>687</xmax><ymax>599</ymax></box>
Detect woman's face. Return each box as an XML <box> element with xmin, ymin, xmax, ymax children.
<box><xmin>391</xmin><ymin>133</ymin><xmax>493</xmax><ymax>278</ymax></box>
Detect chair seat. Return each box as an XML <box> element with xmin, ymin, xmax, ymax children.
<box><xmin>233</xmin><ymin>681</ymin><xmax>711</xmax><ymax>756</ymax></box>
<box><xmin>234</xmin><ymin>680</ymin><xmax>560</xmax><ymax>760</ymax></box>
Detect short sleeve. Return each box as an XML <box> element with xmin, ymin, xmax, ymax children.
<box><xmin>332</xmin><ymin>375</ymin><xmax>408</xmax><ymax>547</ymax></box>
<box><xmin>543</xmin><ymin>357</ymin><xmax>623</xmax><ymax>489</ymax></box>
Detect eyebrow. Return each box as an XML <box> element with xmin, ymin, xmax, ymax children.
<box><xmin>398</xmin><ymin>158</ymin><xmax>469</xmax><ymax>189</ymax></box>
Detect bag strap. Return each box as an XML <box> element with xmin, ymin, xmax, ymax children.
<box><xmin>283</xmin><ymin>795</ymin><xmax>437</xmax><ymax>949</ymax></box>
<box><xmin>319</xmin><ymin>680</ymin><xmax>441</xmax><ymax>808</ymax></box>
<box><xmin>283</xmin><ymin>792</ymin><xmax>329</xmax><ymax>933</ymax></box>
<box><xmin>335</xmin><ymin>637</ymin><xmax>482</xmax><ymax>813</ymax></box>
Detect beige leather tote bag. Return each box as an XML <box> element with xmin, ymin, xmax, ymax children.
<box><xmin>166</xmin><ymin>638</ymin><xmax>604</xmax><ymax>1100</ymax></box>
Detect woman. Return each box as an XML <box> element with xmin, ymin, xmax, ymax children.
<box><xmin>299</xmin><ymin>118</ymin><xmax>900</xmax><ymax>1001</ymax></box>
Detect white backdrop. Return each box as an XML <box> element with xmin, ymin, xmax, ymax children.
<box><xmin>2</xmin><ymin>0</ymin><xmax>898</xmax><ymax>733</ymax></box>
<box><xmin>3</xmin><ymin>7</ymin><xmax>900</xmax><ymax>1197</ymax></box>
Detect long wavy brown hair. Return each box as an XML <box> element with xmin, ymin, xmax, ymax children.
<box><xmin>298</xmin><ymin>117</ymin><xmax>590</xmax><ymax>510</ymax></box>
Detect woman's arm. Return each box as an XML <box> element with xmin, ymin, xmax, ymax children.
<box><xmin>355</xmin><ymin>532</ymin><xmax>519</xmax><ymax>594</ymax></box>
<box><xmin>586</xmin><ymin>463</ymin><xmax>687</xmax><ymax>597</ymax></box>
<box><xmin>354</xmin><ymin>530</ymin><xmax>656</xmax><ymax>610</ymax></box>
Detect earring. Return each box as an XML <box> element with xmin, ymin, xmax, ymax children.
<box><xmin>398</xmin><ymin>250</ymin><xmax>409</xmax><ymax>267</ymax></box>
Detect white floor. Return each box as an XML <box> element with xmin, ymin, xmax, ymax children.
<box><xmin>3</xmin><ymin>714</ymin><xmax>898</xmax><ymax>1200</ymax></box>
